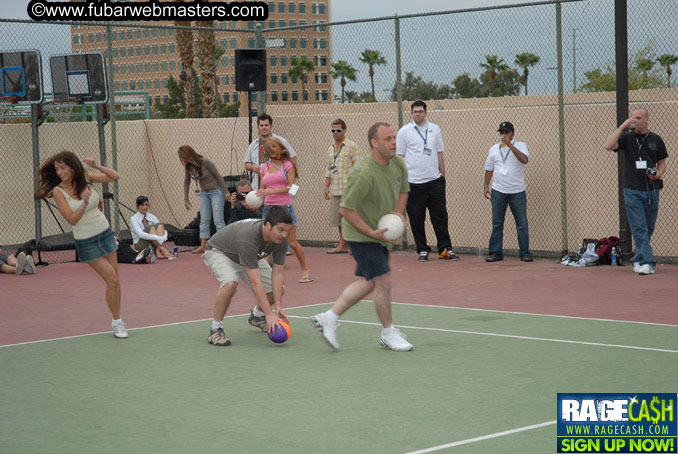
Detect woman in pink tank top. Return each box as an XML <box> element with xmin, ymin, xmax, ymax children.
<box><xmin>258</xmin><ymin>138</ymin><xmax>312</xmax><ymax>283</ymax></box>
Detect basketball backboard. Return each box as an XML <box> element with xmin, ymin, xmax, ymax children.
<box><xmin>0</xmin><ymin>49</ymin><xmax>43</xmax><ymax>104</ymax></box>
<box><xmin>49</xmin><ymin>52</ymin><xmax>108</xmax><ymax>104</ymax></box>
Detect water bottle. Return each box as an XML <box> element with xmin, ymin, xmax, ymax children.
<box><xmin>174</xmin><ymin>246</ymin><xmax>179</xmax><ymax>259</ymax></box>
<box><xmin>611</xmin><ymin>247</ymin><xmax>618</xmax><ymax>266</ymax></box>
<box><xmin>577</xmin><ymin>242</ymin><xmax>584</xmax><ymax>255</ymax></box>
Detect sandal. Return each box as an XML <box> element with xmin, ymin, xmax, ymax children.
<box><xmin>326</xmin><ymin>248</ymin><xmax>348</xmax><ymax>254</ymax></box>
<box><xmin>299</xmin><ymin>271</ymin><xmax>314</xmax><ymax>283</ymax></box>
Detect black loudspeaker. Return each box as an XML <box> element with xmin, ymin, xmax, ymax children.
<box><xmin>235</xmin><ymin>49</ymin><xmax>266</xmax><ymax>92</ymax></box>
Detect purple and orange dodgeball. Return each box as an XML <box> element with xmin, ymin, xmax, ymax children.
<box><xmin>268</xmin><ymin>320</ymin><xmax>291</xmax><ymax>344</ymax></box>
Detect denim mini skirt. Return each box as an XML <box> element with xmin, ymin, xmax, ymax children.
<box><xmin>75</xmin><ymin>228</ymin><xmax>117</xmax><ymax>263</ymax></box>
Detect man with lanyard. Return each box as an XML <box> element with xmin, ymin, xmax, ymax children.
<box><xmin>604</xmin><ymin>108</ymin><xmax>668</xmax><ymax>275</ymax></box>
<box><xmin>483</xmin><ymin>121</ymin><xmax>533</xmax><ymax>263</ymax></box>
<box><xmin>244</xmin><ymin>113</ymin><xmax>298</xmax><ymax>190</ymax></box>
<box><xmin>396</xmin><ymin>100</ymin><xmax>459</xmax><ymax>262</ymax></box>
<box><xmin>324</xmin><ymin>119</ymin><xmax>359</xmax><ymax>254</ymax></box>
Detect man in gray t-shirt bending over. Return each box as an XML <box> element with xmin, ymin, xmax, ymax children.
<box><xmin>203</xmin><ymin>206</ymin><xmax>294</xmax><ymax>346</ymax></box>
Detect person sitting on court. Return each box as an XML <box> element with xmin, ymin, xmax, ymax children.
<box><xmin>130</xmin><ymin>196</ymin><xmax>172</xmax><ymax>259</ymax></box>
<box><xmin>0</xmin><ymin>245</ymin><xmax>37</xmax><ymax>275</ymax></box>
<box><xmin>203</xmin><ymin>206</ymin><xmax>293</xmax><ymax>346</ymax></box>
<box><xmin>227</xmin><ymin>179</ymin><xmax>262</xmax><ymax>225</ymax></box>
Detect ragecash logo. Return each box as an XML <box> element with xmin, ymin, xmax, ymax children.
<box><xmin>557</xmin><ymin>393</ymin><xmax>677</xmax><ymax>453</ymax></box>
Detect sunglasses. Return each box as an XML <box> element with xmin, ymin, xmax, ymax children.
<box><xmin>331</xmin><ymin>128</ymin><xmax>343</xmax><ymax>133</ymax></box>
<box><xmin>499</xmin><ymin>130</ymin><xmax>512</xmax><ymax>134</ymax></box>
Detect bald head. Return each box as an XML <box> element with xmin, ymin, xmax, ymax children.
<box><xmin>633</xmin><ymin>108</ymin><xmax>649</xmax><ymax>118</ymax></box>
<box><xmin>630</xmin><ymin>109</ymin><xmax>650</xmax><ymax>133</ymax></box>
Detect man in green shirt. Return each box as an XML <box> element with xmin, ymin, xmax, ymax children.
<box><xmin>310</xmin><ymin>123</ymin><xmax>413</xmax><ymax>352</ymax></box>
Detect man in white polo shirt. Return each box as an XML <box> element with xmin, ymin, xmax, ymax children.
<box><xmin>483</xmin><ymin>121</ymin><xmax>533</xmax><ymax>262</ymax></box>
<box><xmin>396</xmin><ymin>100</ymin><xmax>459</xmax><ymax>262</ymax></box>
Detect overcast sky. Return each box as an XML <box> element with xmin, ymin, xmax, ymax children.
<box><xmin>2</xmin><ymin>0</ymin><xmax>537</xmax><ymax>21</ymax></box>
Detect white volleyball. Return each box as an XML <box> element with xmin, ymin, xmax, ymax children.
<box><xmin>377</xmin><ymin>214</ymin><xmax>404</xmax><ymax>241</ymax></box>
<box><xmin>245</xmin><ymin>191</ymin><xmax>264</xmax><ymax>209</ymax></box>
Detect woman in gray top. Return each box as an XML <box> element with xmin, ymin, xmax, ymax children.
<box><xmin>179</xmin><ymin>145</ymin><xmax>229</xmax><ymax>254</ymax></box>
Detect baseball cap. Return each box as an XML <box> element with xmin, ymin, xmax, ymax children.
<box><xmin>498</xmin><ymin>121</ymin><xmax>514</xmax><ymax>132</ymax></box>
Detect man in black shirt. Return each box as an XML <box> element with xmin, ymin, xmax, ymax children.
<box><xmin>604</xmin><ymin>108</ymin><xmax>668</xmax><ymax>275</ymax></box>
<box><xmin>227</xmin><ymin>179</ymin><xmax>262</xmax><ymax>225</ymax></box>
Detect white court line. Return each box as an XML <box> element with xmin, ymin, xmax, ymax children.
<box><xmin>0</xmin><ymin>301</ymin><xmax>335</xmax><ymax>349</ymax></box>
<box><xmin>287</xmin><ymin>316</ymin><xmax>678</xmax><ymax>354</ymax></box>
<box><xmin>389</xmin><ymin>301</ymin><xmax>678</xmax><ymax>328</ymax></box>
<box><xmin>404</xmin><ymin>420</ymin><xmax>556</xmax><ymax>454</ymax></box>
<box><xmin>3</xmin><ymin>299</ymin><xmax>674</xmax><ymax>349</ymax></box>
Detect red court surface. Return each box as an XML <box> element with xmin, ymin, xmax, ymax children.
<box><xmin>2</xmin><ymin>247</ymin><xmax>676</xmax><ymax>345</ymax></box>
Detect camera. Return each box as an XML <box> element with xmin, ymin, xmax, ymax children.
<box><xmin>646</xmin><ymin>167</ymin><xmax>657</xmax><ymax>176</ymax></box>
<box><xmin>235</xmin><ymin>192</ymin><xmax>246</xmax><ymax>201</ymax></box>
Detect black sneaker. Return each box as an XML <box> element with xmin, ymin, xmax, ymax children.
<box><xmin>485</xmin><ymin>253</ymin><xmax>503</xmax><ymax>262</ymax></box>
<box><xmin>248</xmin><ymin>310</ymin><xmax>267</xmax><ymax>331</ymax></box>
<box><xmin>207</xmin><ymin>327</ymin><xmax>231</xmax><ymax>346</ymax></box>
<box><xmin>418</xmin><ymin>251</ymin><xmax>429</xmax><ymax>262</ymax></box>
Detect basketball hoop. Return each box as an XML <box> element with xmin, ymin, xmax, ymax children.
<box><xmin>0</xmin><ymin>95</ymin><xmax>19</xmax><ymax>124</ymax></box>
<box><xmin>43</xmin><ymin>97</ymin><xmax>84</xmax><ymax>123</ymax></box>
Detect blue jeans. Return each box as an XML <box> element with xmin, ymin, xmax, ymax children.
<box><xmin>489</xmin><ymin>190</ymin><xmax>530</xmax><ymax>258</ymax></box>
<box><xmin>623</xmin><ymin>188</ymin><xmax>660</xmax><ymax>266</ymax></box>
<box><xmin>199</xmin><ymin>188</ymin><xmax>226</xmax><ymax>239</ymax></box>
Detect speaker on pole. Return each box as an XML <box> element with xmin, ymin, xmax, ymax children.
<box><xmin>235</xmin><ymin>49</ymin><xmax>266</xmax><ymax>92</ymax></box>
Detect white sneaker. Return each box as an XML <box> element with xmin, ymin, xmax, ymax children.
<box><xmin>24</xmin><ymin>255</ymin><xmax>37</xmax><ymax>274</ymax></box>
<box><xmin>637</xmin><ymin>264</ymin><xmax>652</xmax><ymax>275</ymax></box>
<box><xmin>310</xmin><ymin>313</ymin><xmax>340</xmax><ymax>351</ymax></box>
<box><xmin>15</xmin><ymin>252</ymin><xmax>26</xmax><ymax>275</ymax></box>
<box><xmin>380</xmin><ymin>327</ymin><xmax>413</xmax><ymax>351</ymax></box>
<box><xmin>633</xmin><ymin>262</ymin><xmax>641</xmax><ymax>273</ymax></box>
<box><xmin>112</xmin><ymin>320</ymin><xmax>129</xmax><ymax>338</ymax></box>
<box><xmin>649</xmin><ymin>266</ymin><xmax>656</xmax><ymax>274</ymax></box>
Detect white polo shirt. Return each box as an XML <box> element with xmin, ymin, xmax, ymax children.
<box><xmin>396</xmin><ymin>121</ymin><xmax>444</xmax><ymax>184</ymax></box>
<box><xmin>484</xmin><ymin>140</ymin><xmax>530</xmax><ymax>194</ymax></box>
<box><xmin>243</xmin><ymin>133</ymin><xmax>297</xmax><ymax>189</ymax></box>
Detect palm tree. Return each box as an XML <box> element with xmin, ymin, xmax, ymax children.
<box><xmin>514</xmin><ymin>52</ymin><xmax>540</xmax><ymax>96</ymax></box>
<box><xmin>288</xmin><ymin>57</ymin><xmax>315</xmax><ymax>103</ymax></box>
<box><xmin>173</xmin><ymin>1</ymin><xmax>195</xmax><ymax>117</ymax></box>
<box><xmin>359</xmin><ymin>49</ymin><xmax>386</xmax><ymax>101</ymax></box>
<box><xmin>657</xmin><ymin>54</ymin><xmax>678</xmax><ymax>88</ymax></box>
<box><xmin>212</xmin><ymin>45</ymin><xmax>226</xmax><ymax>109</ymax></box>
<box><xmin>195</xmin><ymin>19</ymin><xmax>217</xmax><ymax>118</ymax></box>
<box><xmin>480</xmin><ymin>55</ymin><xmax>509</xmax><ymax>97</ymax></box>
<box><xmin>636</xmin><ymin>58</ymin><xmax>655</xmax><ymax>86</ymax></box>
<box><xmin>330</xmin><ymin>60</ymin><xmax>357</xmax><ymax>103</ymax></box>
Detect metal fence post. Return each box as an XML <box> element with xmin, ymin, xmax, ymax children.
<box><xmin>556</xmin><ymin>1</ymin><xmax>568</xmax><ymax>256</ymax></box>
<box><xmin>106</xmin><ymin>24</ymin><xmax>120</xmax><ymax>234</ymax></box>
<box><xmin>256</xmin><ymin>24</ymin><xmax>266</xmax><ymax>115</ymax></box>
<box><xmin>395</xmin><ymin>15</ymin><xmax>403</xmax><ymax>130</ymax></box>
<box><xmin>31</xmin><ymin>104</ymin><xmax>42</xmax><ymax>244</ymax></box>
<box><xmin>615</xmin><ymin>0</ymin><xmax>631</xmax><ymax>259</ymax></box>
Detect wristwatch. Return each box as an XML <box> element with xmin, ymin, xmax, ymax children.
<box><xmin>483</xmin><ymin>185</ymin><xmax>490</xmax><ymax>189</ymax></box>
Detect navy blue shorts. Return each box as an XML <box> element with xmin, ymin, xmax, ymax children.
<box><xmin>347</xmin><ymin>241</ymin><xmax>390</xmax><ymax>281</ymax></box>
<box><xmin>75</xmin><ymin>228</ymin><xmax>117</xmax><ymax>263</ymax></box>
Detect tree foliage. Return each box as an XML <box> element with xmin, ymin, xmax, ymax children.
<box><xmin>580</xmin><ymin>41</ymin><xmax>665</xmax><ymax>92</ymax></box>
<box><xmin>154</xmin><ymin>73</ymin><xmax>239</xmax><ymax>119</ymax></box>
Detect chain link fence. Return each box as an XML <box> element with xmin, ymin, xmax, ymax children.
<box><xmin>1</xmin><ymin>0</ymin><xmax>676</xmax><ymax>263</ymax></box>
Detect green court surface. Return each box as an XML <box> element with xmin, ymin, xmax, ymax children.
<box><xmin>2</xmin><ymin>303</ymin><xmax>676</xmax><ymax>454</ymax></box>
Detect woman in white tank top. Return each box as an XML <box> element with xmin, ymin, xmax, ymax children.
<box><xmin>37</xmin><ymin>151</ymin><xmax>128</xmax><ymax>339</ymax></box>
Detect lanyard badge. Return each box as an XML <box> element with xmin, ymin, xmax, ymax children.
<box><xmin>415</xmin><ymin>126</ymin><xmax>431</xmax><ymax>155</ymax></box>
